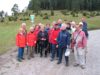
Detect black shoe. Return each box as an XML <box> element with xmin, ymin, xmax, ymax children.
<box><xmin>57</xmin><ymin>61</ymin><xmax>61</xmax><ymax>64</ymax></box>
<box><xmin>22</xmin><ymin>57</ymin><xmax>25</xmax><ymax>60</ymax></box>
<box><xmin>65</xmin><ymin>63</ymin><xmax>69</xmax><ymax>66</ymax></box>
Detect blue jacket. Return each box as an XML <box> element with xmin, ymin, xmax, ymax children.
<box><xmin>82</xmin><ymin>22</ymin><xmax>89</xmax><ymax>38</ymax></box>
<box><xmin>57</xmin><ymin>30</ymin><xmax>70</xmax><ymax>48</ymax></box>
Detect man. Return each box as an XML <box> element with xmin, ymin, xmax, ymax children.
<box><xmin>50</xmin><ymin>23</ymin><xmax>60</xmax><ymax>61</ymax></box>
<box><xmin>72</xmin><ymin>23</ymin><xmax>87</xmax><ymax>69</ymax></box>
<box><xmin>81</xmin><ymin>17</ymin><xmax>89</xmax><ymax>38</ymax></box>
<box><xmin>57</xmin><ymin>23</ymin><xmax>70</xmax><ymax>66</ymax></box>
<box><xmin>57</xmin><ymin>19</ymin><xmax>62</xmax><ymax>28</ymax></box>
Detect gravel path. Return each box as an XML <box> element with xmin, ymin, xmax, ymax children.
<box><xmin>0</xmin><ymin>30</ymin><xmax>100</xmax><ymax>75</ymax></box>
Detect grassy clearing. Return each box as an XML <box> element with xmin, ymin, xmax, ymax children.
<box><xmin>0</xmin><ymin>10</ymin><xmax>100</xmax><ymax>54</ymax></box>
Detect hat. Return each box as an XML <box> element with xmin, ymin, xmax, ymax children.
<box><xmin>71</xmin><ymin>21</ymin><xmax>76</xmax><ymax>25</ymax></box>
<box><xmin>79</xmin><ymin>22</ymin><xmax>83</xmax><ymax>26</ymax></box>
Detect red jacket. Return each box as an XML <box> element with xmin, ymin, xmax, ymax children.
<box><xmin>51</xmin><ymin>29</ymin><xmax>60</xmax><ymax>44</ymax></box>
<box><xmin>16</xmin><ymin>33</ymin><xmax>26</xmax><ymax>47</ymax></box>
<box><xmin>48</xmin><ymin>28</ymin><xmax>54</xmax><ymax>43</ymax></box>
<box><xmin>27</xmin><ymin>32</ymin><xmax>37</xmax><ymax>47</ymax></box>
<box><xmin>33</xmin><ymin>29</ymin><xmax>40</xmax><ymax>41</ymax></box>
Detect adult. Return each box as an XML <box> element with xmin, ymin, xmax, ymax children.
<box><xmin>81</xmin><ymin>17</ymin><xmax>89</xmax><ymax>38</ymax></box>
<box><xmin>57</xmin><ymin>19</ymin><xmax>63</xmax><ymax>28</ymax></box>
<box><xmin>38</xmin><ymin>25</ymin><xmax>48</xmax><ymax>57</ymax></box>
<box><xmin>72</xmin><ymin>24</ymin><xmax>87</xmax><ymax>69</ymax></box>
<box><xmin>57</xmin><ymin>23</ymin><xmax>70</xmax><ymax>65</ymax></box>
<box><xmin>50</xmin><ymin>23</ymin><xmax>60</xmax><ymax>61</ymax></box>
<box><xmin>16</xmin><ymin>28</ymin><xmax>26</xmax><ymax>62</ymax></box>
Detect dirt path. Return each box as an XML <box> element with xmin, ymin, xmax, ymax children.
<box><xmin>0</xmin><ymin>30</ymin><xmax>100</xmax><ymax>75</ymax></box>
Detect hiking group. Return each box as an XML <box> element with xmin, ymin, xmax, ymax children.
<box><xmin>16</xmin><ymin>17</ymin><xmax>88</xmax><ymax>69</ymax></box>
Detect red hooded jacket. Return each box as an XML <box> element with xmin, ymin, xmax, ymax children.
<box><xmin>50</xmin><ymin>29</ymin><xmax>60</xmax><ymax>44</ymax></box>
<box><xmin>27</xmin><ymin>32</ymin><xmax>37</xmax><ymax>47</ymax></box>
<box><xmin>16</xmin><ymin>33</ymin><xmax>26</xmax><ymax>47</ymax></box>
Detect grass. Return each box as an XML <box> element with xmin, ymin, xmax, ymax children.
<box><xmin>0</xmin><ymin>10</ymin><xmax>100</xmax><ymax>55</ymax></box>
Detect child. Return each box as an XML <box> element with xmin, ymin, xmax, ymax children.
<box><xmin>27</xmin><ymin>27</ymin><xmax>37</xmax><ymax>59</ymax></box>
<box><xmin>16</xmin><ymin>28</ymin><xmax>26</xmax><ymax>62</ymax></box>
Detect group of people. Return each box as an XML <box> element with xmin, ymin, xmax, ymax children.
<box><xmin>16</xmin><ymin>18</ymin><xmax>88</xmax><ymax>69</ymax></box>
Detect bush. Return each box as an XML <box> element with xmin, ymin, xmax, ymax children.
<box><xmin>90</xmin><ymin>12</ymin><xmax>96</xmax><ymax>17</ymax></box>
<box><xmin>0</xmin><ymin>17</ymin><xmax>5</xmax><ymax>22</ymax></box>
<box><xmin>8</xmin><ymin>16</ymin><xmax>18</xmax><ymax>21</ymax></box>
<box><xmin>82</xmin><ymin>11</ymin><xmax>89</xmax><ymax>16</ymax></box>
<box><xmin>51</xmin><ymin>10</ymin><xmax>54</xmax><ymax>16</ymax></box>
<box><xmin>95</xmin><ymin>11</ymin><xmax>100</xmax><ymax>16</ymax></box>
<box><xmin>70</xmin><ymin>11</ymin><xmax>78</xmax><ymax>17</ymax></box>
<box><xmin>61</xmin><ymin>10</ymin><xmax>67</xmax><ymax>15</ymax></box>
<box><xmin>43</xmin><ymin>13</ymin><xmax>49</xmax><ymax>19</ymax></box>
<box><xmin>20</xmin><ymin>17</ymin><xmax>29</xmax><ymax>21</ymax></box>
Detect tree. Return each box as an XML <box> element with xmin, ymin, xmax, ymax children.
<box><xmin>28</xmin><ymin>0</ymin><xmax>100</xmax><ymax>11</ymax></box>
<box><xmin>11</xmin><ymin>4</ymin><xmax>19</xmax><ymax>16</ymax></box>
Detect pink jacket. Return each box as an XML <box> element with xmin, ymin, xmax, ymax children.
<box><xmin>72</xmin><ymin>30</ymin><xmax>87</xmax><ymax>48</ymax></box>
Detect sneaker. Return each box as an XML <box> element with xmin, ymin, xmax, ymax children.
<box><xmin>17</xmin><ymin>58</ymin><xmax>22</xmax><ymax>62</ymax></box>
<box><xmin>57</xmin><ymin>61</ymin><xmax>61</xmax><ymax>64</ymax></box>
<box><xmin>73</xmin><ymin>63</ymin><xmax>79</xmax><ymax>67</ymax></box>
<box><xmin>22</xmin><ymin>57</ymin><xmax>25</xmax><ymax>60</ymax></box>
<box><xmin>80</xmin><ymin>65</ymin><xmax>86</xmax><ymax>69</ymax></box>
<box><xmin>50</xmin><ymin>58</ymin><xmax>54</xmax><ymax>61</ymax></box>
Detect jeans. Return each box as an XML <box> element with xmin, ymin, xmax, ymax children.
<box><xmin>18</xmin><ymin>47</ymin><xmax>24</xmax><ymax>59</ymax></box>
<box><xmin>51</xmin><ymin>44</ymin><xmax>58</xmax><ymax>59</ymax></box>
<box><xmin>58</xmin><ymin>46</ymin><xmax>66</xmax><ymax>63</ymax></box>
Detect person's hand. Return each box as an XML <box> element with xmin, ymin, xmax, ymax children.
<box><xmin>56</xmin><ymin>45</ymin><xmax>58</xmax><ymax>48</ymax></box>
<box><xmin>67</xmin><ymin>45</ymin><xmax>70</xmax><ymax>49</ymax></box>
<box><xmin>34</xmin><ymin>41</ymin><xmax>36</xmax><ymax>43</ymax></box>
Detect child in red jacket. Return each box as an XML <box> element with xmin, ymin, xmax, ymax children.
<box><xmin>16</xmin><ymin>28</ymin><xmax>26</xmax><ymax>62</ymax></box>
<box><xmin>27</xmin><ymin>27</ymin><xmax>37</xmax><ymax>59</ymax></box>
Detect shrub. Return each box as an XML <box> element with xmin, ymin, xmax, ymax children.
<box><xmin>51</xmin><ymin>10</ymin><xmax>54</xmax><ymax>16</ymax></box>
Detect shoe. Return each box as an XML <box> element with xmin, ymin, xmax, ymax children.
<box><xmin>57</xmin><ymin>61</ymin><xmax>61</xmax><ymax>64</ymax></box>
<box><xmin>65</xmin><ymin>63</ymin><xmax>69</xmax><ymax>66</ymax></box>
<box><xmin>50</xmin><ymin>58</ymin><xmax>54</xmax><ymax>61</ymax></box>
<box><xmin>73</xmin><ymin>63</ymin><xmax>79</xmax><ymax>67</ymax></box>
<box><xmin>80</xmin><ymin>65</ymin><xmax>86</xmax><ymax>69</ymax></box>
<box><xmin>17</xmin><ymin>58</ymin><xmax>22</xmax><ymax>62</ymax></box>
<box><xmin>22</xmin><ymin>57</ymin><xmax>25</xmax><ymax>60</ymax></box>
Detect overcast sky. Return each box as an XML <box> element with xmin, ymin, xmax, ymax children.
<box><xmin>0</xmin><ymin>0</ymin><xmax>30</xmax><ymax>15</ymax></box>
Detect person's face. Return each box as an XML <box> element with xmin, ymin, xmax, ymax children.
<box><xmin>22</xmin><ymin>25</ymin><xmax>26</xmax><ymax>30</ymax></box>
<box><xmin>46</xmin><ymin>24</ymin><xmax>50</xmax><ymax>28</ymax></box>
<box><xmin>41</xmin><ymin>27</ymin><xmax>45</xmax><ymax>31</ymax></box>
<box><xmin>58</xmin><ymin>19</ymin><xmax>62</xmax><ymax>24</ymax></box>
<box><xmin>81</xmin><ymin>18</ymin><xmax>86</xmax><ymax>22</ymax></box>
<box><xmin>30</xmin><ymin>28</ymin><xmax>34</xmax><ymax>32</ymax></box>
<box><xmin>19</xmin><ymin>28</ymin><xmax>24</xmax><ymax>34</ymax></box>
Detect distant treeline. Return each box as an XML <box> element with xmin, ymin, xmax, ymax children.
<box><xmin>28</xmin><ymin>0</ymin><xmax>100</xmax><ymax>11</ymax></box>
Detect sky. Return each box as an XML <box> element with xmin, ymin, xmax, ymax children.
<box><xmin>0</xmin><ymin>0</ymin><xmax>30</xmax><ymax>15</ymax></box>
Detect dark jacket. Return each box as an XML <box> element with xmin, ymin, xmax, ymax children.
<box><xmin>82</xmin><ymin>22</ymin><xmax>89</xmax><ymax>38</ymax></box>
<box><xmin>38</xmin><ymin>31</ymin><xmax>48</xmax><ymax>45</ymax></box>
<box><xmin>57</xmin><ymin>30</ymin><xmax>70</xmax><ymax>48</ymax></box>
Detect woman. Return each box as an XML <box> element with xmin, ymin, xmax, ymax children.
<box><xmin>16</xmin><ymin>28</ymin><xmax>26</xmax><ymax>62</ymax></box>
<box><xmin>38</xmin><ymin>25</ymin><xmax>48</xmax><ymax>57</ymax></box>
<box><xmin>57</xmin><ymin>23</ymin><xmax>70</xmax><ymax>66</ymax></box>
<box><xmin>27</xmin><ymin>27</ymin><xmax>37</xmax><ymax>59</ymax></box>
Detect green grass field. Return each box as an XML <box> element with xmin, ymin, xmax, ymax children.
<box><xmin>0</xmin><ymin>11</ymin><xmax>100</xmax><ymax>55</ymax></box>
